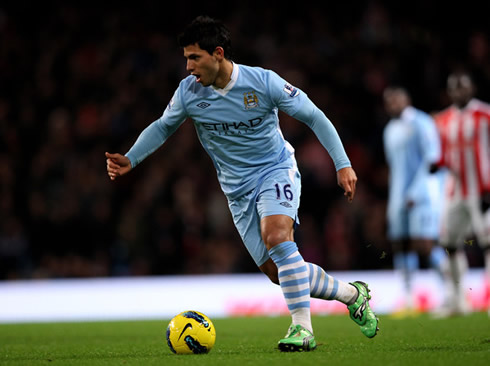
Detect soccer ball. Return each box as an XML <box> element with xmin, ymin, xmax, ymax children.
<box><xmin>166</xmin><ymin>310</ymin><xmax>216</xmax><ymax>354</ymax></box>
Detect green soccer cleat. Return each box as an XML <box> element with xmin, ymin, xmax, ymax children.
<box><xmin>278</xmin><ymin>324</ymin><xmax>317</xmax><ymax>352</ymax></box>
<box><xmin>347</xmin><ymin>281</ymin><xmax>379</xmax><ymax>338</ymax></box>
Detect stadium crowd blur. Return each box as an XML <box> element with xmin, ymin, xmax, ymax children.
<box><xmin>1</xmin><ymin>1</ymin><xmax>489</xmax><ymax>279</ymax></box>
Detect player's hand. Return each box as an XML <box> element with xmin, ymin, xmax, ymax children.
<box><xmin>337</xmin><ymin>167</ymin><xmax>357</xmax><ymax>203</ymax></box>
<box><xmin>105</xmin><ymin>152</ymin><xmax>132</xmax><ymax>181</ymax></box>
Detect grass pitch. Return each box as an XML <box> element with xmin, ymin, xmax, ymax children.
<box><xmin>0</xmin><ymin>313</ymin><xmax>488</xmax><ymax>365</ymax></box>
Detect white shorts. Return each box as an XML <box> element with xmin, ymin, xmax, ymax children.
<box><xmin>439</xmin><ymin>193</ymin><xmax>490</xmax><ymax>249</ymax></box>
<box><xmin>227</xmin><ymin>167</ymin><xmax>301</xmax><ymax>266</ymax></box>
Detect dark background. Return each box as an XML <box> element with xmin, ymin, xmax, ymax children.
<box><xmin>1</xmin><ymin>0</ymin><xmax>489</xmax><ymax>279</ymax></box>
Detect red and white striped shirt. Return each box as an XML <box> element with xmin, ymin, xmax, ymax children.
<box><xmin>434</xmin><ymin>99</ymin><xmax>490</xmax><ymax>198</ymax></box>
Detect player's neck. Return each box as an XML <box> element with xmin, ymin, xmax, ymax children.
<box><xmin>213</xmin><ymin>59</ymin><xmax>233</xmax><ymax>89</ymax></box>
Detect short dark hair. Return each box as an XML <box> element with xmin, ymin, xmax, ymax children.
<box><xmin>178</xmin><ymin>16</ymin><xmax>233</xmax><ymax>60</ymax></box>
<box><xmin>447</xmin><ymin>70</ymin><xmax>474</xmax><ymax>89</ymax></box>
<box><xmin>383</xmin><ymin>85</ymin><xmax>411</xmax><ymax>101</ymax></box>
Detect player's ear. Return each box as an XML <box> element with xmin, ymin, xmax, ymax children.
<box><xmin>213</xmin><ymin>47</ymin><xmax>225</xmax><ymax>60</ymax></box>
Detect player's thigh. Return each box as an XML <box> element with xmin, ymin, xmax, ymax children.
<box><xmin>256</xmin><ymin>168</ymin><xmax>301</xmax><ymax>240</ymax></box>
<box><xmin>386</xmin><ymin>204</ymin><xmax>409</xmax><ymax>241</ymax></box>
<box><xmin>228</xmin><ymin>190</ymin><xmax>269</xmax><ymax>267</ymax></box>
<box><xmin>439</xmin><ymin>198</ymin><xmax>470</xmax><ymax>248</ymax></box>
<box><xmin>256</xmin><ymin>168</ymin><xmax>301</xmax><ymax>220</ymax></box>
<box><xmin>257</xmin><ymin>168</ymin><xmax>301</xmax><ymax>247</ymax></box>
<box><xmin>227</xmin><ymin>167</ymin><xmax>301</xmax><ymax>267</ymax></box>
<box><xmin>408</xmin><ymin>203</ymin><xmax>440</xmax><ymax>240</ymax></box>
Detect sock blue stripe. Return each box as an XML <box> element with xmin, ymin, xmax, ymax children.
<box><xmin>279</xmin><ymin>266</ymin><xmax>307</xmax><ymax>277</ymax></box>
<box><xmin>312</xmin><ymin>265</ymin><xmax>322</xmax><ymax>295</ymax></box>
<box><xmin>278</xmin><ymin>254</ymin><xmax>302</xmax><ymax>266</ymax></box>
<box><xmin>326</xmin><ymin>278</ymin><xmax>339</xmax><ymax>300</ymax></box>
<box><xmin>316</xmin><ymin>273</ymin><xmax>329</xmax><ymax>298</ymax></box>
<box><xmin>280</xmin><ymin>276</ymin><xmax>309</xmax><ymax>288</ymax></box>
<box><xmin>307</xmin><ymin>263</ymin><xmax>314</xmax><ymax>282</ymax></box>
<box><xmin>268</xmin><ymin>241</ymin><xmax>298</xmax><ymax>263</ymax></box>
<box><xmin>287</xmin><ymin>301</ymin><xmax>311</xmax><ymax>310</ymax></box>
<box><xmin>283</xmin><ymin>288</ymin><xmax>310</xmax><ymax>299</ymax></box>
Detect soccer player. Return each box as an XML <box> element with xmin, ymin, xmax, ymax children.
<box><xmin>106</xmin><ymin>16</ymin><xmax>378</xmax><ymax>351</ymax></box>
<box><xmin>382</xmin><ymin>86</ymin><xmax>449</xmax><ymax>316</ymax></box>
<box><xmin>433</xmin><ymin>71</ymin><xmax>490</xmax><ymax>316</ymax></box>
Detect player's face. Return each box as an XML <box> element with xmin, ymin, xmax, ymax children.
<box><xmin>447</xmin><ymin>75</ymin><xmax>474</xmax><ymax>108</ymax></box>
<box><xmin>383</xmin><ymin>90</ymin><xmax>407</xmax><ymax>118</ymax></box>
<box><xmin>183</xmin><ymin>43</ymin><xmax>220</xmax><ymax>87</ymax></box>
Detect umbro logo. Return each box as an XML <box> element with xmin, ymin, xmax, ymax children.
<box><xmin>197</xmin><ymin>102</ymin><xmax>211</xmax><ymax>109</ymax></box>
<box><xmin>280</xmin><ymin>202</ymin><xmax>292</xmax><ymax>208</ymax></box>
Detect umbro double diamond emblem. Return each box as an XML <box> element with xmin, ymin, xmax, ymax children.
<box><xmin>197</xmin><ymin>102</ymin><xmax>211</xmax><ymax>109</ymax></box>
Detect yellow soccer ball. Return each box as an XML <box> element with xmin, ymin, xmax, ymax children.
<box><xmin>166</xmin><ymin>310</ymin><xmax>216</xmax><ymax>354</ymax></box>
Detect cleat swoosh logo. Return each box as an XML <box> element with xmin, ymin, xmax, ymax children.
<box><xmin>354</xmin><ymin>299</ymin><xmax>366</xmax><ymax>320</ymax></box>
<box><xmin>178</xmin><ymin>323</ymin><xmax>193</xmax><ymax>341</ymax></box>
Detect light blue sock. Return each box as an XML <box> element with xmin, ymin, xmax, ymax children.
<box><xmin>269</xmin><ymin>241</ymin><xmax>312</xmax><ymax>332</ymax></box>
<box><xmin>429</xmin><ymin>245</ymin><xmax>449</xmax><ymax>280</ymax></box>
<box><xmin>405</xmin><ymin>252</ymin><xmax>419</xmax><ymax>272</ymax></box>
<box><xmin>393</xmin><ymin>251</ymin><xmax>419</xmax><ymax>293</ymax></box>
<box><xmin>307</xmin><ymin>262</ymin><xmax>357</xmax><ymax>305</ymax></box>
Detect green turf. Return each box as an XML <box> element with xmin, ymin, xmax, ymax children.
<box><xmin>0</xmin><ymin>313</ymin><xmax>489</xmax><ymax>365</ymax></box>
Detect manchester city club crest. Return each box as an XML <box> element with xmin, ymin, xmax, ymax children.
<box><xmin>243</xmin><ymin>91</ymin><xmax>259</xmax><ymax>109</ymax></box>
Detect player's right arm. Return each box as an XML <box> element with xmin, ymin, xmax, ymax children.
<box><xmin>105</xmin><ymin>85</ymin><xmax>188</xmax><ymax>181</ymax></box>
<box><xmin>405</xmin><ymin>112</ymin><xmax>441</xmax><ymax>204</ymax></box>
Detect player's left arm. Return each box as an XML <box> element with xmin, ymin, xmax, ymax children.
<box><xmin>292</xmin><ymin>97</ymin><xmax>356</xmax><ymax>201</ymax></box>
<box><xmin>266</xmin><ymin>72</ymin><xmax>355</xmax><ymax>201</ymax></box>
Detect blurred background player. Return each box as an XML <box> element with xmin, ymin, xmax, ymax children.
<box><xmin>382</xmin><ymin>86</ymin><xmax>448</xmax><ymax>316</ymax></box>
<box><xmin>106</xmin><ymin>16</ymin><xmax>378</xmax><ymax>351</ymax></box>
<box><xmin>433</xmin><ymin>71</ymin><xmax>490</xmax><ymax>316</ymax></box>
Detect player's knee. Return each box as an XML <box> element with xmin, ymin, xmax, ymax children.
<box><xmin>415</xmin><ymin>239</ymin><xmax>434</xmax><ymax>257</ymax></box>
<box><xmin>445</xmin><ymin>246</ymin><xmax>458</xmax><ymax>255</ymax></box>
<box><xmin>263</xmin><ymin>233</ymin><xmax>284</xmax><ymax>250</ymax></box>
<box><xmin>262</xmin><ymin>230</ymin><xmax>292</xmax><ymax>250</ymax></box>
<box><xmin>260</xmin><ymin>216</ymin><xmax>294</xmax><ymax>250</ymax></box>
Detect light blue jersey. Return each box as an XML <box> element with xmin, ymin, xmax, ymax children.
<box><xmin>124</xmin><ymin>63</ymin><xmax>352</xmax><ymax>265</ymax></box>
<box><xmin>383</xmin><ymin>106</ymin><xmax>444</xmax><ymax>240</ymax></box>
<box><xmin>125</xmin><ymin>63</ymin><xmax>351</xmax><ymax>200</ymax></box>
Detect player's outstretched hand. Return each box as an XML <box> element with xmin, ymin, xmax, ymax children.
<box><xmin>337</xmin><ymin>167</ymin><xmax>357</xmax><ymax>203</ymax></box>
<box><xmin>105</xmin><ymin>152</ymin><xmax>132</xmax><ymax>181</ymax></box>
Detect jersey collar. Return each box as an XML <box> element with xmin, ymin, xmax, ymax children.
<box><xmin>452</xmin><ymin>98</ymin><xmax>478</xmax><ymax>111</ymax></box>
<box><xmin>400</xmin><ymin>105</ymin><xmax>416</xmax><ymax>122</ymax></box>
<box><xmin>212</xmin><ymin>62</ymin><xmax>239</xmax><ymax>96</ymax></box>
